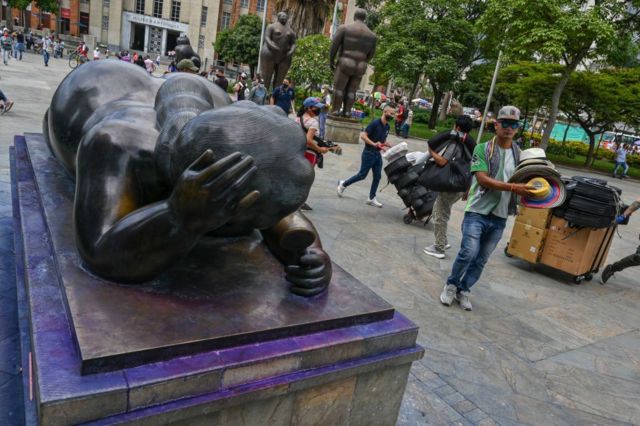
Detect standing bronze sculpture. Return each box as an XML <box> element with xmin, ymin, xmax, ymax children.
<box><xmin>329</xmin><ymin>8</ymin><xmax>376</xmax><ymax>116</ymax></box>
<box><xmin>260</xmin><ymin>12</ymin><xmax>297</xmax><ymax>91</ymax></box>
<box><xmin>44</xmin><ymin>60</ymin><xmax>331</xmax><ymax>297</ymax></box>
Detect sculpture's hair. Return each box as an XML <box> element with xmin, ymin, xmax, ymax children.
<box><xmin>354</xmin><ymin>8</ymin><xmax>367</xmax><ymax>21</ymax></box>
<box><xmin>154</xmin><ymin>74</ymin><xmax>216</xmax><ymax>182</ymax></box>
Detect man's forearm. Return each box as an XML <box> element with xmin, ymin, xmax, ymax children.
<box><xmin>625</xmin><ymin>200</ymin><xmax>640</xmax><ymax>216</ymax></box>
<box><xmin>361</xmin><ymin>132</ymin><xmax>376</xmax><ymax>147</ymax></box>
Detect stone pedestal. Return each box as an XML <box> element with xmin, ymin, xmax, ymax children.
<box><xmin>11</xmin><ymin>134</ymin><xmax>423</xmax><ymax>425</ymax></box>
<box><xmin>325</xmin><ymin>116</ymin><xmax>362</xmax><ymax>144</ymax></box>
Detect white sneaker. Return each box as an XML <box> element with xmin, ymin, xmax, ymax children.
<box><xmin>337</xmin><ymin>180</ymin><xmax>346</xmax><ymax>197</ymax></box>
<box><xmin>455</xmin><ymin>291</ymin><xmax>473</xmax><ymax>311</ymax></box>
<box><xmin>444</xmin><ymin>243</ymin><xmax>451</xmax><ymax>250</ymax></box>
<box><xmin>423</xmin><ymin>244</ymin><xmax>445</xmax><ymax>259</ymax></box>
<box><xmin>440</xmin><ymin>284</ymin><xmax>457</xmax><ymax>306</ymax></box>
<box><xmin>366</xmin><ymin>197</ymin><xmax>383</xmax><ymax>208</ymax></box>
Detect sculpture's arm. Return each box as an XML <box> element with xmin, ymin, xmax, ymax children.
<box><xmin>286</xmin><ymin>33</ymin><xmax>297</xmax><ymax>58</ymax></box>
<box><xmin>75</xmin><ymin>140</ymin><xmax>259</xmax><ymax>282</ymax></box>
<box><xmin>262</xmin><ymin>212</ymin><xmax>332</xmax><ymax>296</ymax></box>
<box><xmin>367</xmin><ymin>37</ymin><xmax>377</xmax><ymax>62</ymax></box>
<box><xmin>264</xmin><ymin>26</ymin><xmax>279</xmax><ymax>51</ymax></box>
<box><xmin>329</xmin><ymin>27</ymin><xmax>344</xmax><ymax>71</ymax></box>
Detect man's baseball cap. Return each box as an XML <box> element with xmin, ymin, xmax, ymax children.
<box><xmin>497</xmin><ymin>105</ymin><xmax>521</xmax><ymax>120</ymax></box>
<box><xmin>303</xmin><ymin>97</ymin><xmax>325</xmax><ymax>109</ymax></box>
<box><xmin>177</xmin><ymin>59</ymin><xmax>199</xmax><ymax>72</ymax></box>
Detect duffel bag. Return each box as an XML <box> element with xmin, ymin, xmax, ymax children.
<box><xmin>417</xmin><ymin>142</ymin><xmax>471</xmax><ymax>193</ymax></box>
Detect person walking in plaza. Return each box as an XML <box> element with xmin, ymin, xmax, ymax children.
<box><xmin>144</xmin><ymin>55</ymin><xmax>156</xmax><ymax>74</ymax></box>
<box><xmin>401</xmin><ymin>107</ymin><xmax>414</xmax><ymax>139</ymax></box>
<box><xmin>319</xmin><ymin>85</ymin><xmax>332</xmax><ymax>139</ymax></box>
<box><xmin>395</xmin><ymin>101</ymin><xmax>405</xmax><ymax>136</ymax></box>
<box><xmin>271</xmin><ymin>77</ymin><xmax>295</xmax><ymax>115</ymax></box>
<box><xmin>42</xmin><ymin>36</ymin><xmax>52</xmax><ymax>67</ymax></box>
<box><xmin>1</xmin><ymin>29</ymin><xmax>12</xmax><ymax>65</ymax></box>
<box><xmin>423</xmin><ymin>115</ymin><xmax>477</xmax><ymax>259</ymax></box>
<box><xmin>234</xmin><ymin>72</ymin><xmax>248</xmax><ymax>101</ymax></box>
<box><xmin>93</xmin><ymin>46</ymin><xmax>101</xmax><ymax>61</ymax></box>
<box><xmin>337</xmin><ymin>105</ymin><xmax>395</xmax><ymax>208</ymax></box>
<box><xmin>14</xmin><ymin>31</ymin><xmax>25</xmax><ymax>60</ymax></box>
<box><xmin>214</xmin><ymin>68</ymin><xmax>228</xmax><ymax>91</ymax></box>
<box><xmin>0</xmin><ymin>88</ymin><xmax>15</xmax><ymax>115</ymax></box>
<box><xmin>600</xmin><ymin>198</ymin><xmax>640</xmax><ymax>284</ymax></box>
<box><xmin>248</xmin><ymin>79</ymin><xmax>268</xmax><ymax>105</ymax></box>
<box><xmin>440</xmin><ymin>106</ymin><xmax>534</xmax><ymax>311</ymax></box>
<box><xmin>613</xmin><ymin>142</ymin><xmax>629</xmax><ymax>179</ymax></box>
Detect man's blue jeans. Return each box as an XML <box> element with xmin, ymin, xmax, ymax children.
<box><xmin>613</xmin><ymin>161</ymin><xmax>629</xmax><ymax>177</ymax></box>
<box><xmin>343</xmin><ymin>149</ymin><xmax>382</xmax><ymax>200</ymax></box>
<box><xmin>447</xmin><ymin>212</ymin><xmax>506</xmax><ymax>292</ymax></box>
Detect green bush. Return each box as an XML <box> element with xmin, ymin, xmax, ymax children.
<box><xmin>352</xmin><ymin>102</ymin><xmax>371</xmax><ymax>116</ymax></box>
<box><xmin>412</xmin><ymin>109</ymin><xmax>431</xmax><ymax>124</ymax></box>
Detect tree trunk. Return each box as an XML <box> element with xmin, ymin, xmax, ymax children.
<box><xmin>562</xmin><ymin>120</ymin><xmax>571</xmax><ymax>144</ymax></box>
<box><xmin>589</xmin><ymin>133</ymin><xmax>605</xmax><ymax>167</ymax></box>
<box><xmin>409</xmin><ymin>75</ymin><xmax>420</xmax><ymax>102</ymax></box>
<box><xmin>429</xmin><ymin>87</ymin><xmax>443</xmax><ymax>129</ymax></box>
<box><xmin>584</xmin><ymin>132</ymin><xmax>596</xmax><ymax>167</ymax></box>
<box><xmin>439</xmin><ymin>91</ymin><xmax>451</xmax><ymax>122</ymax></box>
<box><xmin>540</xmin><ymin>59</ymin><xmax>581</xmax><ymax>149</ymax></box>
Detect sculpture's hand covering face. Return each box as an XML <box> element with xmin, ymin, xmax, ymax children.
<box><xmin>158</xmin><ymin>101</ymin><xmax>314</xmax><ymax>231</ymax></box>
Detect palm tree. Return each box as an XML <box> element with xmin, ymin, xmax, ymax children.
<box><xmin>274</xmin><ymin>0</ymin><xmax>335</xmax><ymax>38</ymax></box>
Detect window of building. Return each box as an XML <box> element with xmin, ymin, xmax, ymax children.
<box><xmin>170</xmin><ymin>1</ymin><xmax>180</xmax><ymax>21</ymax></box>
<box><xmin>80</xmin><ymin>0</ymin><xmax>89</xmax><ymax>4</ymax></box>
<box><xmin>221</xmin><ymin>11</ymin><xmax>231</xmax><ymax>29</ymax></box>
<box><xmin>201</xmin><ymin>6</ymin><xmax>207</xmax><ymax>27</ymax></box>
<box><xmin>103</xmin><ymin>0</ymin><xmax>110</xmax><ymax>7</ymax></box>
<box><xmin>256</xmin><ymin>0</ymin><xmax>265</xmax><ymax>11</ymax></box>
<box><xmin>60</xmin><ymin>18</ymin><xmax>70</xmax><ymax>34</ymax></box>
<box><xmin>198</xmin><ymin>35</ymin><xmax>205</xmax><ymax>49</ymax></box>
<box><xmin>240</xmin><ymin>0</ymin><xmax>249</xmax><ymax>8</ymax></box>
<box><xmin>102</xmin><ymin>15</ymin><xmax>109</xmax><ymax>30</ymax></box>
<box><xmin>153</xmin><ymin>0</ymin><xmax>163</xmax><ymax>18</ymax></box>
<box><xmin>224</xmin><ymin>0</ymin><xmax>232</xmax><ymax>5</ymax></box>
<box><xmin>80</xmin><ymin>12</ymin><xmax>89</xmax><ymax>34</ymax></box>
<box><xmin>135</xmin><ymin>0</ymin><xmax>145</xmax><ymax>14</ymax></box>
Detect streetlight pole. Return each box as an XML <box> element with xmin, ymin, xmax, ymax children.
<box><xmin>257</xmin><ymin>0</ymin><xmax>268</xmax><ymax>74</ymax></box>
<box><xmin>477</xmin><ymin>50</ymin><xmax>502</xmax><ymax>143</ymax></box>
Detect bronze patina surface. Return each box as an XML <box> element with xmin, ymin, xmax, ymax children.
<box><xmin>329</xmin><ymin>8</ymin><xmax>377</xmax><ymax>116</ymax></box>
<box><xmin>259</xmin><ymin>11</ymin><xmax>296</xmax><ymax>91</ymax></box>
<box><xmin>25</xmin><ymin>134</ymin><xmax>394</xmax><ymax>374</ymax></box>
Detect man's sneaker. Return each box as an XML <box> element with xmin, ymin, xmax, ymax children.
<box><xmin>444</xmin><ymin>243</ymin><xmax>451</xmax><ymax>250</ymax></box>
<box><xmin>600</xmin><ymin>264</ymin><xmax>614</xmax><ymax>284</ymax></box>
<box><xmin>455</xmin><ymin>291</ymin><xmax>473</xmax><ymax>311</ymax></box>
<box><xmin>4</xmin><ymin>100</ymin><xmax>13</xmax><ymax>113</ymax></box>
<box><xmin>366</xmin><ymin>197</ymin><xmax>383</xmax><ymax>208</ymax></box>
<box><xmin>337</xmin><ymin>180</ymin><xmax>346</xmax><ymax>197</ymax></box>
<box><xmin>423</xmin><ymin>244</ymin><xmax>445</xmax><ymax>259</ymax></box>
<box><xmin>300</xmin><ymin>202</ymin><xmax>312</xmax><ymax>211</ymax></box>
<box><xmin>440</xmin><ymin>284</ymin><xmax>457</xmax><ymax>306</ymax></box>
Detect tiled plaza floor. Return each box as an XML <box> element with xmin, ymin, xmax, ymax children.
<box><xmin>1</xmin><ymin>53</ymin><xmax>639</xmax><ymax>425</ymax></box>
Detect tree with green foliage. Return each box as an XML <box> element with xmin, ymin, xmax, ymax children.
<box><xmin>274</xmin><ymin>0</ymin><xmax>335</xmax><ymax>37</ymax></box>
<box><xmin>214</xmin><ymin>14</ymin><xmax>262</xmax><ymax>77</ymax></box>
<box><xmin>479</xmin><ymin>0</ymin><xmax>640</xmax><ymax>149</ymax></box>
<box><xmin>375</xmin><ymin>0</ymin><xmax>483</xmax><ymax>128</ymax></box>
<box><xmin>287</xmin><ymin>34</ymin><xmax>333</xmax><ymax>95</ymax></box>
<box><xmin>559</xmin><ymin>68</ymin><xmax>640</xmax><ymax>166</ymax></box>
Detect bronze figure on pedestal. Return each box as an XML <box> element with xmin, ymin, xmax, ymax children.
<box><xmin>260</xmin><ymin>12</ymin><xmax>297</xmax><ymax>91</ymax></box>
<box><xmin>44</xmin><ymin>60</ymin><xmax>331</xmax><ymax>297</ymax></box>
<box><xmin>329</xmin><ymin>8</ymin><xmax>376</xmax><ymax>117</ymax></box>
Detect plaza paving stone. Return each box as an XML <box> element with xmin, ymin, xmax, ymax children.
<box><xmin>1</xmin><ymin>53</ymin><xmax>639</xmax><ymax>425</ymax></box>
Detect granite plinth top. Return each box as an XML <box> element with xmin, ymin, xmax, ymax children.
<box><xmin>18</xmin><ymin>134</ymin><xmax>394</xmax><ymax>374</ymax></box>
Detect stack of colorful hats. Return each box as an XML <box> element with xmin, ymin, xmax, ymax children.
<box><xmin>508</xmin><ymin>148</ymin><xmax>567</xmax><ymax>209</ymax></box>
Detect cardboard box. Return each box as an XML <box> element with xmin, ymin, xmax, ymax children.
<box><xmin>539</xmin><ymin>216</ymin><xmax>615</xmax><ymax>276</ymax></box>
<box><xmin>507</xmin><ymin>221</ymin><xmax>547</xmax><ymax>263</ymax></box>
<box><xmin>515</xmin><ymin>206</ymin><xmax>552</xmax><ymax>229</ymax></box>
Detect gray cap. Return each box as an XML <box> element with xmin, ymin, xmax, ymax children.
<box><xmin>497</xmin><ymin>105</ymin><xmax>521</xmax><ymax>120</ymax></box>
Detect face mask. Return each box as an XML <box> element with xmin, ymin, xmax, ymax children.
<box><xmin>311</xmin><ymin>108</ymin><xmax>320</xmax><ymax>115</ymax></box>
<box><xmin>282</xmin><ymin>84</ymin><xmax>289</xmax><ymax>88</ymax></box>
<box><xmin>385</xmin><ymin>114</ymin><xmax>394</xmax><ymax>121</ymax></box>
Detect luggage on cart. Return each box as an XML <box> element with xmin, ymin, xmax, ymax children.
<box><xmin>552</xmin><ymin>175</ymin><xmax>622</xmax><ymax>228</ymax></box>
<box><xmin>384</xmin><ymin>155</ymin><xmax>437</xmax><ymax>224</ymax></box>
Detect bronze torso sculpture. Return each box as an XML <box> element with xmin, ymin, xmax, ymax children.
<box><xmin>44</xmin><ymin>60</ymin><xmax>331</xmax><ymax>296</ymax></box>
<box><xmin>260</xmin><ymin>12</ymin><xmax>296</xmax><ymax>91</ymax></box>
<box><xmin>329</xmin><ymin>8</ymin><xmax>376</xmax><ymax>116</ymax></box>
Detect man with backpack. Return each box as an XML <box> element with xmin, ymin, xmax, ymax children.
<box><xmin>423</xmin><ymin>115</ymin><xmax>477</xmax><ymax>259</ymax></box>
<box><xmin>234</xmin><ymin>72</ymin><xmax>248</xmax><ymax>101</ymax></box>
<box><xmin>248</xmin><ymin>79</ymin><xmax>268</xmax><ymax>105</ymax></box>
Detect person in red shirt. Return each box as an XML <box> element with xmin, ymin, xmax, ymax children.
<box><xmin>75</xmin><ymin>41</ymin><xmax>89</xmax><ymax>64</ymax></box>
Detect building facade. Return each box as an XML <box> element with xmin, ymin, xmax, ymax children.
<box><xmin>89</xmin><ymin>0</ymin><xmax>221</xmax><ymax>62</ymax></box>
